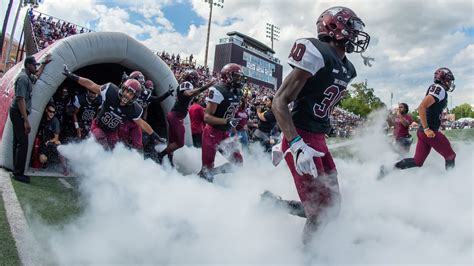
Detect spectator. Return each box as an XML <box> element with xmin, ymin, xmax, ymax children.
<box><xmin>231</xmin><ymin>99</ymin><xmax>250</xmax><ymax>150</ymax></box>
<box><xmin>392</xmin><ymin>103</ymin><xmax>414</xmax><ymax>154</ymax></box>
<box><xmin>10</xmin><ymin>54</ymin><xmax>51</xmax><ymax>183</ymax></box>
<box><xmin>37</xmin><ymin>103</ymin><xmax>68</xmax><ymax>174</ymax></box>
<box><xmin>253</xmin><ymin>96</ymin><xmax>277</xmax><ymax>152</ymax></box>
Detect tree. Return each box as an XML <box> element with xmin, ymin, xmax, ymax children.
<box><xmin>451</xmin><ymin>103</ymin><xmax>474</xmax><ymax>119</ymax></box>
<box><xmin>410</xmin><ymin>109</ymin><xmax>419</xmax><ymax>123</ymax></box>
<box><xmin>339</xmin><ymin>81</ymin><xmax>385</xmax><ymax>117</ymax></box>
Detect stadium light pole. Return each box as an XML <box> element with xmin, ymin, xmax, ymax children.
<box><xmin>0</xmin><ymin>0</ymin><xmax>14</xmax><ymax>58</ymax></box>
<box><xmin>265</xmin><ymin>23</ymin><xmax>280</xmax><ymax>50</ymax></box>
<box><xmin>202</xmin><ymin>0</ymin><xmax>224</xmax><ymax>68</ymax></box>
<box><xmin>3</xmin><ymin>0</ymin><xmax>22</xmax><ymax>70</ymax></box>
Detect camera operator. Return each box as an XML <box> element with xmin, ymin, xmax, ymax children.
<box><xmin>253</xmin><ymin>96</ymin><xmax>277</xmax><ymax>152</ymax></box>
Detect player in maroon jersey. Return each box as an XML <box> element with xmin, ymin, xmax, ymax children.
<box><xmin>198</xmin><ymin>63</ymin><xmax>245</xmax><ymax>182</ymax></box>
<box><xmin>394</xmin><ymin>68</ymin><xmax>456</xmax><ymax>170</ymax></box>
<box><xmin>156</xmin><ymin>70</ymin><xmax>215</xmax><ymax>165</ymax></box>
<box><xmin>272</xmin><ymin>6</ymin><xmax>370</xmax><ymax>244</ymax></box>
<box><xmin>62</xmin><ymin>65</ymin><xmax>165</xmax><ymax>150</ymax></box>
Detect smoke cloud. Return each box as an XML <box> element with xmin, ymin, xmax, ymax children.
<box><xmin>29</xmin><ymin>117</ymin><xmax>473</xmax><ymax>265</ymax></box>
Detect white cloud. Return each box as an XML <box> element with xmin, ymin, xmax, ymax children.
<box><xmin>5</xmin><ymin>0</ymin><xmax>473</xmax><ymax>107</ymax></box>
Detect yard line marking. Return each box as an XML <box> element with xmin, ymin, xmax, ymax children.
<box><xmin>0</xmin><ymin>169</ymin><xmax>47</xmax><ymax>265</ymax></box>
<box><xmin>58</xmin><ymin>178</ymin><xmax>73</xmax><ymax>189</ymax></box>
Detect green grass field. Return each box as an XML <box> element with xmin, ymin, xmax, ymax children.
<box><xmin>12</xmin><ymin>176</ymin><xmax>83</xmax><ymax>226</ymax></box>
<box><xmin>0</xmin><ymin>196</ymin><xmax>21</xmax><ymax>265</ymax></box>
<box><xmin>0</xmin><ymin>128</ymin><xmax>472</xmax><ymax>263</ymax></box>
<box><xmin>443</xmin><ymin>128</ymin><xmax>474</xmax><ymax>141</ymax></box>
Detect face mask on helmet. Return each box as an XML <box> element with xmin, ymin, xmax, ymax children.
<box><xmin>86</xmin><ymin>91</ymin><xmax>97</xmax><ymax>102</ymax></box>
<box><xmin>119</xmin><ymin>80</ymin><xmax>141</xmax><ymax>105</ymax></box>
<box><xmin>182</xmin><ymin>70</ymin><xmax>199</xmax><ymax>86</ymax></box>
<box><xmin>344</xmin><ymin>17</ymin><xmax>370</xmax><ymax>53</ymax></box>
<box><xmin>145</xmin><ymin>80</ymin><xmax>154</xmax><ymax>90</ymax></box>
<box><xmin>317</xmin><ymin>6</ymin><xmax>370</xmax><ymax>54</ymax></box>
<box><xmin>230</xmin><ymin>72</ymin><xmax>246</xmax><ymax>89</ymax></box>
<box><xmin>434</xmin><ymin>68</ymin><xmax>456</xmax><ymax>92</ymax></box>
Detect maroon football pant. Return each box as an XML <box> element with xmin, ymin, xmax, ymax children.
<box><xmin>118</xmin><ymin>120</ymin><xmax>143</xmax><ymax>149</ymax></box>
<box><xmin>91</xmin><ymin>118</ymin><xmax>119</xmax><ymax>149</ymax></box>
<box><xmin>413</xmin><ymin>130</ymin><xmax>456</xmax><ymax>166</ymax></box>
<box><xmin>201</xmin><ymin>125</ymin><xmax>243</xmax><ymax>169</ymax></box>
<box><xmin>282</xmin><ymin>128</ymin><xmax>340</xmax><ymax>243</ymax></box>
<box><xmin>167</xmin><ymin>111</ymin><xmax>186</xmax><ymax>149</ymax></box>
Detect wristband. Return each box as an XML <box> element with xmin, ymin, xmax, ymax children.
<box><xmin>150</xmin><ymin>132</ymin><xmax>159</xmax><ymax>139</ymax></box>
<box><xmin>289</xmin><ymin>135</ymin><xmax>302</xmax><ymax>146</ymax></box>
<box><xmin>423</xmin><ymin>127</ymin><xmax>430</xmax><ymax>132</ymax></box>
<box><xmin>74</xmin><ymin>122</ymin><xmax>79</xmax><ymax>129</ymax></box>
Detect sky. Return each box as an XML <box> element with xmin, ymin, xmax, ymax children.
<box><xmin>24</xmin><ymin>111</ymin><xmax>473</xmax><ymax>264</ymax></box>
<box><xmin>1</xmin><ymin>0</ymin><xmax>473</xmax><ymax>108</ymax></box>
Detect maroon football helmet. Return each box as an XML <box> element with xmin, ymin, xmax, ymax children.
<box><xmin>129</xmin><ymin>70</ymin><xmax>145</xmax><ymax>86</ymax></box>
<box><xmin>119</xmin><ymin>79</ymin><xmax>142</xmax><ymax>105</ymax></box>
<box><xmin>220</xmin><ymin>63</ymin><xmax>245</xmax><ymax>90</ymax></box>
<box><xmin>434</xmin><ymin>67</ymin><xmax>455</xmax><ymax>92</ymax></box>
<box><xmin>145</xmin><ymin>80</ymin><xmax>154</xmax><ymax>90</ymax></box>
<box><xmin>182</xmin><ymin>70</ymin><xmax>199</xmax><ymax>86</ymax></box>
<box><xmin>316</xmin><ymin>6</ymin><xmax>370</xmax><ymax>53</ymax></box>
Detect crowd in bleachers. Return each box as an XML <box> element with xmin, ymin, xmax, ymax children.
<box><xmin>330</xmin><ymin>107</ymin><xmax>363</xmax><ymax>138</ymax></box>
<box><xmin>445</xmin><ymin>120</ymin><xmax>474</xmax><ymax>129</ymax></box>
<box><xmin>28</xmin><ymin>9</ymin><xmax>92</xmax><ymax>51</ymax></box>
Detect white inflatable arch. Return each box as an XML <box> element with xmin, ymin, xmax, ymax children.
<box><xmin>0</xmin><ymin>32</ymin><xmax>191</xmax><ymax>171</ymax></box>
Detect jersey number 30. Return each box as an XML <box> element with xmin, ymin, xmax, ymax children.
<box><xmin>313</xmin><ymin>85</ymin><xmax>342</xmax><ymax>118</ymax></box>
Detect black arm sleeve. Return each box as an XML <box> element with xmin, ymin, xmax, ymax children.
<box><xmin>149</xmin><ymin>92</ymin><xmax>171</xmax><ymax>104</ymax></box>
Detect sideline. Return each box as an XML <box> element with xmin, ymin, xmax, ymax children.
<box><xmin>0</xmin><ymin>169</ymin><xmax>44</xmax><ymax>265</ymax></box>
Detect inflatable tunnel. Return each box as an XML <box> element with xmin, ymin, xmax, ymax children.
<box><xmin>0</xmin><ymin>32</ymin><xmax>191</xmax><ymax>172</ymax></box>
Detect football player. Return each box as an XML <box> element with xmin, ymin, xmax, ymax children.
<box><xmin>272</xmin><ymin>6</ymin><xmax>370</xmax><ymax>244</ymax></box>
<box><xmin>72</xmin><ymin>90</ymin><xmax>102</xmax><ymax>139</ymax></box>
<box><xmin>157</xmin><ymin>70</ymin><xmax>215</xmax><ymax>165</ymax></box>
<box><xmin>198</xmin><ymin>63</ymin><xmax>245</xmax><ymax>182</ymax></box>
<box><xmin>118</xmin><ymin>73</ymin><xmax>173</xmax><ymax>151</ymax></box>
<box><xmin>394</xmin><ymin>68</ymin><xmax>456</xmax><ymax>170</ymax></box>
<box><xmin>62</xmin><ymin>65</ymin><xmax>165</xmax><ymax>149</ymax></box>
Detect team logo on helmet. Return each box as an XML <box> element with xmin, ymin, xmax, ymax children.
<box><xmin>316</xmin><ymin>6</ymin><xmax>370</xmax><ymax>53</ymax></box>
<box><xmin>434</xmin><ymin>67</ymin><xmax>455</xmax><ymax>92</ymax></box>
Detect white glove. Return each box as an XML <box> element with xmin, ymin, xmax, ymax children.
<box><xmin>289</xmin><ymin>138</ymin><xmax>325</xmax><ymax>178</ymax></box>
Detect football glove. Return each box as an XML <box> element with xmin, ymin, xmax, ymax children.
<box><xmin>150</xmin><ymin>132</ymin><xmax>166</xmax><ymax>144</ymax></box>
<box><xmin>226</xmin><ymin>118</ymin><xmax>240</xmax><ymax>128</ymax></box>
<box><xmin>289</xmin><ymin>138</ymin><xmax>324</xmax><ymax>178</ymax></box>
<box><xmin>62</xmin><ymin>64</ymin><xmax>79</xmax><ymax>82</ymax></box>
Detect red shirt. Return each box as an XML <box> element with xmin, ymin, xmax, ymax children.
<box><xmin>394</xmin><ymin>114</ymin><xmax>413</xmax><ymax>140</ymax></box>
<box><xmin>188</xmin><ymin>103</ymin><xmax>205</xmax><ymax>134</ymax></box>
<box><xmin>235</xmin><ymin>109</ymin><xmax>248</xmax><ymax>131</ymax></box>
